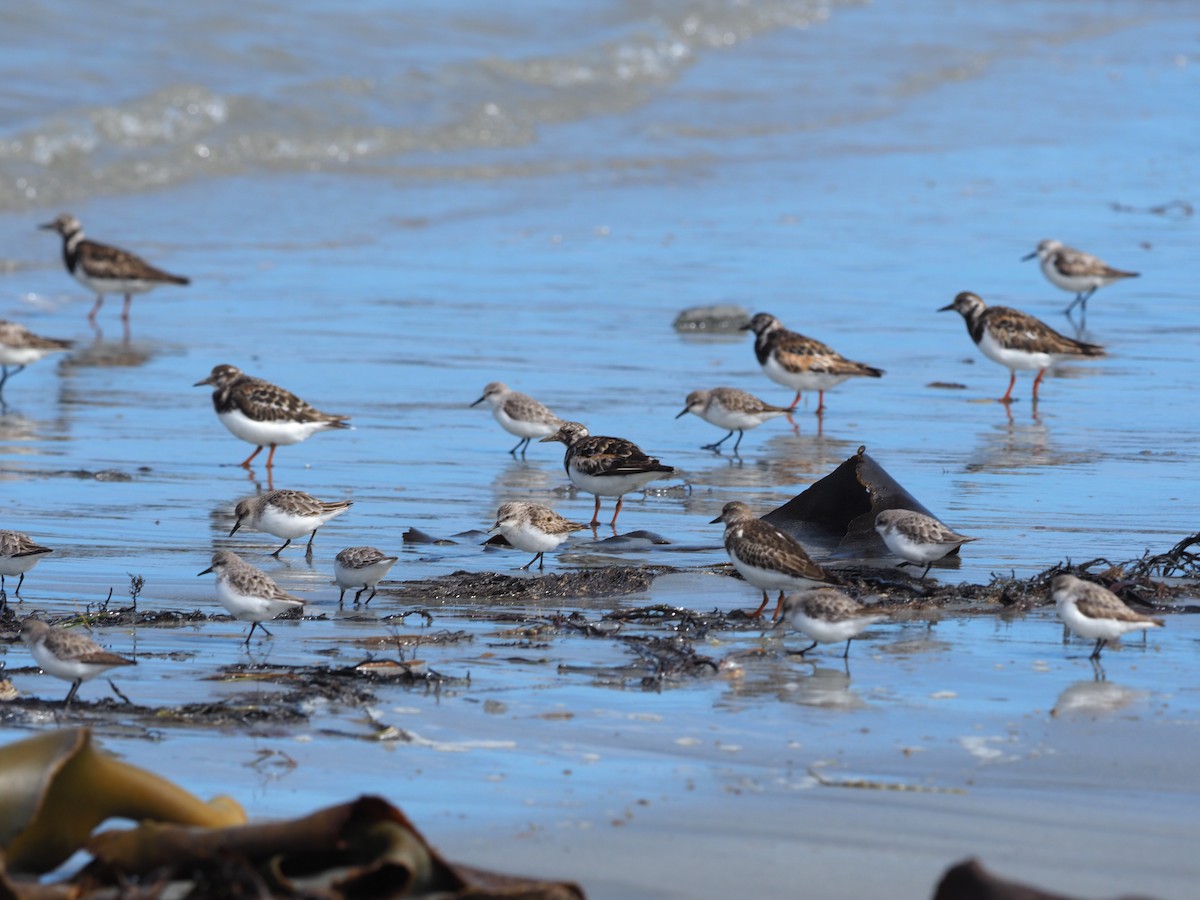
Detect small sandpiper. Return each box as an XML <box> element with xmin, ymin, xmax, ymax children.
<box><xmin>39</xmin><ymin>213</ymin><xmax>189</xmax><ymax>325</ymax></box>
<box><xmin>0</xmin><ymin>530</ymin><xmax>53</xmax><ymax>601</ymax></box>
<box><xmin>230</xmin><ymin>489</ymin><xmax>353</xmax><ymax>559</ymax></box>
<box><xmin>675</xmin><ymin>387</ymin><xmax>791</xmax><ymax>453</ymax></box>
<box><xmin>195</xmin><ymin>364</ymin><xmax>351</xmax><ymax>469</ymax></box>
<box><xmin>710</xmin><ymin>500</ymin><xmax>836</xmax><ymax>620</ymax></box>
<box><xmin>874</xmin><ymin>509</ymin><xmax>977</xmax><ymax>580</ymax></box>
<box><xmin>1051</xmin><ymin>574</ymin><xmax>1164</xmax><ymax>660</ymax></box>
<box><xmin>20</xmin><ymin>618</ymin><xmax>136</xmax><ymax>704</ymax></box>
<box><xmin>334</xmin><ymin>546</ymin><xmax>398</xmax><ymax>605</ymax></box>
<box><xmin>939</xmin><ymin>291</ymin><xmax>1105</xmax><ymax>403</ymax></box>
<box><xmin>540</xmin><ymin>422</ymin><xmax>674</xmax><ymax>528</ymax></box>
<box><xmin>742</xmin><ymin>312</ymin><xmax>883</xmax><ymax>414</ymax></box>
<box><xmin>471</xmin><ymin>382</ymin><xmax>565</xmax><ymax>456</ymax></box>
<box><xmin>0</xmin><ymin>320</ymin><xmax>73</xmax><ymax>399</ymax></box>
<box><xmin>489</xmin><ymin>501</ymin><xmax>588</xmax><ymax>570</ymax></box>
<box><xmin>1023</xmin><ymin>239</ymin><xmax>1138</xmax><ymax>316</ymax></box>
<box><xmin>198</xmin><ymin>549</ymin><xmax>306</xmax><ymax>645</ymax></box>
<box><xmin>777</xmin><ymin>588</ymin><xmax>887</xmax><ymax>659</ymax></box>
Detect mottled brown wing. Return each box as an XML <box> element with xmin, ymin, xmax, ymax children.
<box><xmin>575</xmin><ymin>437</ymin><xmax>671</xmax><ymax>477</ymax></box>
<box><xmin>233</xmin><ymin>379</ymin><xmax>347</xmax><ymax>425</ymax></box>
<box><xmin>986</xmin><ymin>307</ymin><xmax>1105</xmax><ymax>357</ymax></box>
<box><xmin>731</xmin><ymin>522</ymin><xmax>827</xmax><ymax>581</ymax></box>
<box><xmin>80</xmin><ymin>240</ymin><xmax>189</xmax><ymax>284</ymax></box>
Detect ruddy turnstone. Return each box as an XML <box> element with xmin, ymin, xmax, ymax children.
<box><xmin>939</xmin><ymin>291</ymin><xmax>1105</xmax><ymax>403</ymax></box>
<box><xmin>198</xmin><ymin>549</ymin><xmax>305</xmax><ymax>644</ymax></box>
<box><xmin>1023</xmin><ymin>239</ymin><xmax>1139</xmax><ymax>316</ymax></box>
<box><xmin>539</xmin><ymin>422</ymin><xmax>674</xmax><ymax>528</ymax></box>
<box><xmin>20</xmin><ymin>618</ymin><xmax>136</xmax><ymax>704</ymax></box>
<box><xmin>874</xmin><ymin>509</ymin><xmax>977</xmax><ymax>580</ymax></box>
<box><xmin>334</xmin><ymin>546</ymin><xmax>398</xmax><ymax>605</ymax></box>
<box><xmin>489</xmin><ymin>501</ymin><xmax>587</xmax><ymax>571</ymax></box>
<box><xmin>777</xmin><ymin>588</ymin><xmax>887</xmax><ymax>659</ymax></box>
<box><xmin>230</xmin><ymin>489</ymin><xmax>352</xmax><ymax>558</ymax></box>
<box><xmin>710</xmin><ymin>500</ymin><xmax>835</xmax><ymax>619</ymax></box>
<box><xmin>1051</xmin><ymin>574</ymin><xmax>1164</xmax><ymax>660</ymax></box>
<box><xmin>195</xmin><ymin>364</ymin><xmax>351</xmax><ymax>469</ymax></box>
<box><xmin>741</xmin><ymin>313</ymin><xmax>883</xmax><ymax>414</ymax></box>
<box><xmin>0</xmin><ymin>530</ymin><xmax>53</xmax><ymax>599</ymax></box>
<box><xmin>39</xmin><ymin>213</ymin><xmax>189</xmax><ymax>324</ymax></box>
<box><xmin>675</xmin><ymin>387</ymin><xmax>791</xmax><ymax>453</ymax></box>
<box><xmin>471</xmin><ymin>382</ymin><xmax>565</xmax><ymax>456</ymax></box>
<box><xmin>0</xmin><ymin>321</ymin><xmax>73</xmax><ymax>397</ymax></box>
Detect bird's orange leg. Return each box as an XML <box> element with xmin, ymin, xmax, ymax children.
<box><xmin>265</xmin><ymin>444</ymin><xmax>278</xmax><ymax>468</ymax></box>
<box><xmin>590</xmin><ymin>494</ymin><xmax>602</xmax><ymax>527</ymax></box>
<box><xmin>1032</xmin><ymin>368</ymin><xmax>1047</xmax><ymax>400</ymax></box>
<box><xmin>238</xmin><ymin>446</ymin><xmax>263</xmax><ymax>468</ymax></box>
<box><xmin>747</xmin><ymin>590</ymin><xmax>769</xmax><ymax>619</ymax></box>
<box><xmin>609</xmin><ymin>496</ymin><xmax>624</xmax><ymax>528</ymax></box>
<box><xmin>999</xmin><ymin>372</ymin><xmax>1017</xmax><ymax>404</ymax></box>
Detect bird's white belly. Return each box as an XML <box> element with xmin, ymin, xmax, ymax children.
<box><xmin>217</xmin><ymin>409</ymin><xmax>326</xmax><ymax>447</ymax></box>
<box><xmin>787</xmin><ymin>610</ymin><xmax>882</xmax><ymax>644</ymax></box>
<box><xmin>703</xmin><ymin>405</ymin><xmax>776</xmax><ymax>431</ymax></box>
<box><xmin>31</xmin><ymin>642</ymin><xmax>102</xmax><ymax>682</ymax></box>
<box><xmin>500</xmin><ymin>521</ymin><xmax>568</xmax><ymax>554</ymax></box>
<box><xmin>215</xmin><ymin>579</ymin><xmax>297</xmax><ymax>622</ymax></box>
<box><xmin>728</xmin><ymin>553</ymin><xmax>820</xmax><ymax>593</ymax></box>
<box><xmin>1042</xmin><ymin>260</ymin><xmax>1100</xmax><ymax>294</ymax></box>
<box><xmin>977</xmin><ymin>329</ymin><xmax>1052</xmax><ymax>371</ymax></box>
<box><xmin>1057</xmin><ymin>601</ymin><xmax>1151</xmax><ymax>642</ymax></box>
<box><xmin>334</xmin><ymin>558</ymin><xmax>396</xmax><ymax>589</ymax></box>
<box><xmin>763</xmin><ymin>355</ymin><xmax>850</xmax><ymax>391</ymax></box>
<box><xmin>0</xmin><ymin>346</ymin><xmax>52</xmax><ymax>366</ymax></box>
<box><xmin>880</xmin><ymin>529</ymin><xmax>956</xmax><ymax>565</ymax></box>
<box><xmin>494</xmin><ymin>407</ymin><xmax>558</xmax><ymax>439</ymax></box>
<box><xmin>256</xmin><ymin>506</ymin><xmax>325</xmax><ymax>539</ymax></box>
<box><xmin>0</xmin><ymin>554</ymin><xmax>45</xmax><ymax>577</ymax></box>
<box><xmin>568</xmin><ymin>465</ymin><xmax>664</xmax><ymax>498</ymax></box>
<box><xmin>75</xmin><ymin>272</ymin><xmax>157</xmax><ymax>295</ymax></box>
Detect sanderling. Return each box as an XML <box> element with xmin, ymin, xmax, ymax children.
<box><xmin>777</xmin><ymin>588</ymin><xmax>887</xmax><ymax>659</ymax></box>
<box><xmin>540</xmin><ymin>422</ymin><xmax>674</xmax><ymax>528</ymax></box>
<box><xmin>198</xmin><ymin>549</ymin><xmax>306</xmax><ymax>645</ymax></box>
<box><xmin>1023</xmin><ymin>239</ymin><xmax>1138</xmax><ymax>316</ymax></box>
<box><xmin>0</xmin><ymin>321</ymin><xmax>73</xmax><ymax>398</ymax></box>
<box><xmin>489</xmin><ymin>501</ymin><xmax>587</xmax><ymax>570</ymax></box>
<box><xmin>675</xmin><ymin>387</ymin><xmax>791</xmax><ymax>453</ymax></box>
<box><xmin>230</xmin><ymin>489</ymin><xmax>352</xmax><ymax>559</ymax></box>
<box><xmin>40</xmin><ymin>213</ymin><xmax>189</xmax><ymax>324</ymax></box>
<box><xmin>194</xmin><ymin>364</ymin><xmax>351</xmax><ymax>469</ymax></box>
<box><xmin>20</xmin><ymin>618</ymin><xmax>136</xmax><ymax>704</ymax></box>
<box><xmin>874</xmin><ymin>509</ymin><xmax>977</xmax><ymax>580</ymax></box>
<box><xmin>471</xmin><ymin>382</ymin><xmax>564</xmax><ymax>456</ymax></box>
<box><xmin>939</xmin><ymin>291</ymin><xmax>1104</xmax><ymax>403</ymax></box>
<box><xmin>334</xmin><ymin>546</ymin><xmax>398</xmax><ymax>605</ymax></box>
<box><xmin>0</xmin><ymin>530</ymin><xmax>53</xmax><ymax>599</ymax></box>
<box><xmin>742</xmin><ymin>312</ymin><xmax>883</xmax><ymax>414</ymax></box>
<box><xmin>710</xmin><ymin>500</ymin><xmax>835</xmax><ymax>619</ymax></box>
<box><xmin>1051</xmin><ymin>573</ymin><xmax>1163</xmax><ymax>660</ymax></box>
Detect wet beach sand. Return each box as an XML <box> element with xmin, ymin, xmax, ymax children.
<box><xmin>1</xmin><ymin>0</ymin><xmax>1199</xmax><ymax>897</ymax></box>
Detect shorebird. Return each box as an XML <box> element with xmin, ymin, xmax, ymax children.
<box><xmin>334</xmin><ymin>546</ymin><xmax>398</xmax><ymax>605</ymax></box>
<box><xmin>489</xmin><ymin>501</ymin><xmax>587</xmax><ymax>570</ymax></box>
<box><xmin>0</xmin><ymin>530</ymin><xmax>53</xmax><ymax>601</ymax></box>
<box><xmin>1023</xmin><ymin>239</ymin><xmax>1138</xmax><ymax>316</ymax></box>
<box><xmin>20</xmin><ymin>618</ymin><xmax>136</xmax><ymax>705</ymax></box>
<box><xmin>230</xmin><ymin>489</ymin><xmax>352</xmax><ymax>558</ymax></box>
<box><xmin>39</xmin><ymin>213</ymin><xmax>189</xmax><ymax>325</ymax></box>
<box><xmin>198</xmin><ymin>549</ymin><xmax>306</xmax><ymax>645</ymax></box>
<box><xmin>939</xmin><ymin>291</ymin><xmax>1105</xmax><ymax>403</ymax></box>
<box><xmin>777</xmin><ymin>588</ymin><xmax>887</xmax><ymax>659</ymax></box>
<box><xmin>1051</xmin><ymin>574</ymin><xmax>1164</xmax><ymax>660</ymax></box>
<box><xmin>195</xmin><ymin>364</ymin><xmax>351</xmax><ymax>469</ymax></box>
<box><xmin>0</xmin><ymin>320</ymin><xmax>72</xmax><ymax>398</ymax></box>
<box><xmin>874</xmin><ymin>509</ymin><xmax>977</xmax><ymax>580</ymax></box>
<box><xmin>710</xmin><ymin>501</ymin><xmax>836</xmax><ymax>619</ymax></box>
<box><xmin>540</xmin><ymin>422</ymin><xmax>674</xmax><ymax>528</ymax></box>
<box><xmin>675</xmin><ymin>387</ymin><xmax>791</xmax><ymax>453</ymax></box>
<box><xmin>741</xmin><ymin>313</ymin><xmax>883</xmax><ymax>414</ymax></box>
<box><xmin>471</xmin><ymin>382</ymin><xmax>564</xmax><ymax>456</ymax></box>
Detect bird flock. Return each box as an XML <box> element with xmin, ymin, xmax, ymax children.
<box><xmin>3</xmin><ymin>215</ymin><xmax>1160</xmax><ymax>703</ymax></box>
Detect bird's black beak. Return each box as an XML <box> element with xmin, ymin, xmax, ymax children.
<box><xmin>709</xmin><ymin>514</ymin><xmax>723</xmax><ymax>524</ymax></box>
<box><xmin>193</xmin><ymin>377</ymin><xmax>213</xmax><ymax>387</ymax></box>
<box><xmin>738</xmin><ymin>322</ymin><xmax>752</xmax><ymax>331</ymax></box>
<box><xmin>675</xmin><ymin>407</ymin><xmax>690</xmax><ymax>419</ymax></box>
<box><xmin>228</xmin><ymin>522</ymin><xmax>241</xmax><ymax>537</ymax></box>
<box><xmin>470</xmin><ymin>395</ymin><xmax>485</xmax><ymax>407</ymax></box>
<box><xmin>538</xmin><ymin>433</ymin><xmax>559</xmax><ymax>443</ymax></box>
<box><xmin>1020</xmin><ymin>250</ymin><xmax>1037</xmax><ymax>262</ymax></box>
<box><xmin>937</xmin><ymin>303</ymin><xmax>955</xmax><ymax>312</ymax></box>
<box><xmin>197</xmin><ymin>565</ymin><xmax>214</xmax><ymax>576</ymax></box>
<box><xmin>37</xmin><ymin>221</ymin><xmax>56</xmax><ymax>231</ymax></box>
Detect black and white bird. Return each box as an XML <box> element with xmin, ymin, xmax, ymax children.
<box><xmin>40</xmin><ymin>213</ymin><xmax>189</xmax><ymax>325</ymax></box>
<box><xmin>1051</xmin><ymin>574</ymin><xmax>1164</xmax><ymax>661</ymax></box>
<box><xmin>777</xmin><ymin>588</ymin><xmax>887</xmax><ymax>659</ymax></box>
<box><xmin>471</xmin><ymin>382</ymin><xmax>565</xmax><ymax>456</ymax></box>
<box><xmin>20</xmin><ymin>618</ymin><xmax>136</xmax><ymax>705</ymax></box>
<box><xmin>675</xmin><ymin>387</ymin><xmax>791</xmax><ymax>453</ymax></box>
<box><xmin>539</xmin><ymin>421</ymin><xmax>674</xmax><ymax>528</ymax></box>
<box><xmin>874</xmin><ymin>509</ymin><xmax>977</xmax><ymax>580</ymax></box>
<box><xmin>1023</xmin><ymin>239</ymin><xmax>1138</xmax><ymax>317</ymax></box>
<box><xmin>939</xmin><ymin>292</ymin><xmax>1105</xmax><ymax>403</ymax></box>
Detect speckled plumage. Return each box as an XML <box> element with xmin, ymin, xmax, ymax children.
<box><xmin>778</xmin><ymin>588</ymin><xmax>887</xmax><ymax>659</ymax></box>
<box><xmin>1023</xmin><ymin>239</ymin><xmax>1138</xmax><ymax>315</ymax></box>
<box><xmin>471</xmin><ymin>382</ymin><xmax>564</xmax><ymax>455</ymax></box>
<box><xmin>1051</xmin><ymin>574</ymin><xmax>1163</xmax><ymax>660</ymax></box>
<box><xmin>490</xmin><ymin>501</ymin><xmax>587</xmax><ymax>570</ymax></box>
<box><xmin>939</xmin><ymin>292</ymin><xmax>1105</xmax><ymax>402</ymax></box>
<box><xmin>230</xmin><ymin>489</ymin><xmax>352</xmax><ymax>558</ymax></box>
<box><xmin>40</xmin><ymin>213</ymin><xmax>189</xmax><ymax>324</ymax></box>
<box><xmin>675</xmin><ymin>387</ymin><xmax>791</xmax><ymax>453</ymax></box>
<box><xmin>0</xmin><ymin>530</ymin><xmax>53</xmax><ymax>597</ymax></box>
<box><xmin>0</xmin><ymin>320</ymin><xmax>73</xmax><ymax>396</ymax></box>
<box><xmin>198</xmin><ymin>549</ymin><xmax>305</xmax><ymax>644</ymax></box>
<box><xmin>195</xmin><ymin>364</ymin><xmax>351</xmax><ymax>468</ymax></box>
<box><xmin>710</xmin><ymin>501</ymin><xmax>834</xmax><ymax>619</ymax></box>
<box><xmin>874</xmin><ymin>508</ymin><xmax>976</xmax><ymax>580</ymax></box>
<box><xmin>20</xmin><ymin>618</ymin><xmax>136</xmax><ymax>704</ymax></box>
<box><xmin>540</xmin><ymin>422</ymin><xmax>674</xmax><ymax>527</ymax></box>
<box><xmin>334</xmin><ymin>546</ymin><xmax>398</xmax><ymax>605</ymax></box>
<box><xmin>741</xmin><ymin>312</ymin><xmax>883</xmax><ymax>413</ymax></box>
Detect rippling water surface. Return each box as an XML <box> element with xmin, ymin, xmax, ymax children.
<box><xmin>1</xmin><ymin>0</ymin><xmax>1198</xmax><ymax>897</ymax></box>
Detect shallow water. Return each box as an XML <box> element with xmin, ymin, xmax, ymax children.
<box><xmin>1</xmin><ymin>0</ymin><xmax>1199</xmax><ymax>896</ymax></box>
